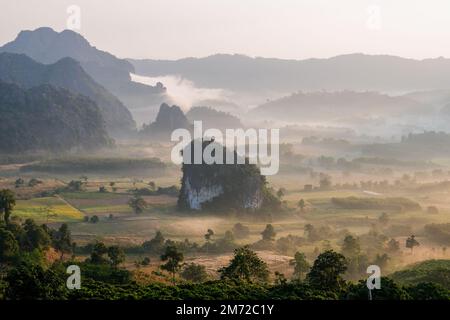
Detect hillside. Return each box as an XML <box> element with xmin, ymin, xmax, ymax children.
<box><xmin>390</xmin><ymin>260</ymin><xmax>450</xmax><ymax>289</ymax></box>
<box><xmin>0</xmin><ymin>27</ymin><xmax>166</xmax><ymax>109</ymax></box>
<box><xmin>0</xmin><ymin>81</ymin><xmax>112</xmax><ymax>153</ymax></box>
<box><xmin>249</xmin><ymin>91</ymin><xmax>426</xmax><ymax>122</ymax></box>
<box><xmin>360</xmin><ymin>131</ymin><xmax>450</xmax><ymax>159</ymax></box>
<box><xmin>186</xmin><ymin>106</ymin><xmax>242</xmax><ymax>129</ymax></box>
<box><xmin>0</xmin><ymin>52</ymin><xmax>135</xmax><ymax>135</ymax></box>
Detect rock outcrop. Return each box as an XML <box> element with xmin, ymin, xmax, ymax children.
<box><xmin>177</xmin><ymin>140</ymin><xmax>277</xmax><ymax>212</ymax></box>
<box><xmin>141</xmin><ymin>103</ymin><xmax>191</xmax><ymax>140</ymax></box>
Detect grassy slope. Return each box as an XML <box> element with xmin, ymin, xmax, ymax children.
<box><xmin>390</xmin><ymin>259</ymin><xmax>450</xmax><ymax>289</ymax></box>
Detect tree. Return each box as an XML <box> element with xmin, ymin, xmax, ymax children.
<box><xmin>290</xmin><ymin>251</ymin><xmax>310</xmax><ymax>280</ymax></box>
<box><xmin>378</xmin><ymin>212</ymin><xmax>389</xmax><ymax>226</ymax></box>
<box><xmin>67</xmin><ymin>180</ymin><xmax>84</xmax><ymax>191</ymax></box>
<box><xmin>108</xmin><ymin>245</ymin><xmax>125</xmax><ymax>268</ymax></box>
<box><xmin>219</xmin><ymin>246</ymin><xmax>269</xmax><ymax>283</ymax></box>
<box><xmin>306</xmin><ymin>250</ymin><xmax>348</xmax><ymax>291</ymax></box>
<box><xmin>261</xmin><ymin>224</ymin><xmax>276</xmax><ymax>241</ymax></box>
<box><xmin>0</xmin><ymin>227</ymin><xmax>19</xmax><ymax>261</ymax></box>
<box><xmin>232</xmin><ymin>223</ymin><xmax>250</xmax><ymax>239</ymax></box>
<box><xmin>128</xmin><ymin>195</ymin><xmax>148</xmax><ymax>214</ymax></box>
<box><xmin>204</xmin><ymin>229</ymin><xmax>215</xmax><ymax>253</ymax></box>
<box><xmin>319</xmin><ymin>175</ymin><xmax>332</xmax><ymax>190</ymax></box>
<box><xmin>143</xmin><ymin>230</ymin><xmax>165</xmax><ymax>253</ymax></box>
<box><xmin>90</xmin><ymin>215</ymin><xmax>99</xmax><ymax>223</ymax></box>
<box><xmin>406</xmin><ymin>235</ymin><xmax>420</xmax><ymax>253</ymax></box>
<box><xmin>141</xmin><ymin>257</ymin><xmax>151</xmax><ymax>266</ymax></box>
<box><xmin>52</xmin><ymin>223</ymin><xmax>72</xmax><ymax>260</ymax></box>
<box><xmin>223</xmin><ymin>230</ymin><xmax>234</xmax><ymax>243</ymax></box>
<box><xmin>89</xmin><ymin>242</ymin><xmax>109</xmax><ymax>264</ymax></box>
<box><xmin>304</xmin><ymin>224</ymin><xmax>319</xmax><ymax>242</ymax></box>
<box><xmin>5</xmin><ymin>261</ymin><xmax>67</xmax><ymax>299</ymax></box>
<box><xmin>373</xmin><ymin>253</ymin><xmax>390</xmax><ymax>270</ymax></box>
<box><xmin>346</xmin><ymin>277</ymin><xmax>410</xmax><ymax>300</ymax></box>
<box><xmin>28</xmin><ymin>178</ymin><xmax>42</xmax><ymax>187</ymax></box>
<box><xmin>15</xmin><ymin>178</ymin><xmax>24</xmax><ymax>188</ymax></box>
<box><xmin>181</xmin><ymin>263</ymin><xmax>208</xmax><ymax>283</ymax></box>
<box><xmin>0</xmin><ymin>189</ymin><xmax>16</xmax><ymax>224</ymax></box>
<box><xmin>387</xmin><ymin>238</ymin><xmax>400</xmax><ymax>253</ymax></box>
<box><xmin>408</xmin><ymin>282</ymin><xmax>450</xmax><ymax>300</ymax></box>
<box><xmin>274</xmin><ymin>271</ymin><xmax>287</xmax><ymax>286</ymax></box>
<box><xmin>276</xmin><ymin>188</ymin><xmax>286</xmax><ymax>199</ymax></box>
<box><xmin>204</xmin><ymin>229</ymin><xmax>215</xmax><ymax>242</ymax></box>
<box><xmin>22</xmin><ymin>219</ymin><xmax>51</xmax><ymax>251</ymax></box>
<box><xmin>298</xmin><ymin>199</ymin><xmax>306</xmax><ymax>212</ymax></box>
<box><xmin>341</xmin><ymin>235</ymin><xmax>361</xmax><ymax>258</ymax></box>
<box><xmin>99</xmin><ymin>186</ymin><xmax>108</xmax><ymax>193</ymax></box>
<box><xmin>161</xmin><ymin>245</ymin><xmax>184</xmax><ymax>284</ymax></box>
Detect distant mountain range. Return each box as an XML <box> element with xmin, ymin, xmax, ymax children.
<box><xmin>0</xmin><ymin>81</ymin><xmax>111</xmax><ymax>153</ymax></box>
<box><xmin>186</xmin><ymin>106</ymin><xmax>242</xmax><ymax>129</ymax></box>
<box><xmin>0</xmin><ymin>52</ymin><xmax>135</xmax><ymax>135</ymax></box>
<box><xmin>140</xmin><ymin>104</ymin><xmax>243</xmax><ymax>139</ymax></box>
<box><xmin>0</xmin><ymin>27</ymin><xmax>167</xmax><ymax>109</ymax></box>
<box><xmin>129</xmin><ymin>53</ymin><xmax>450</xmax><ymax>94</ymax></box>
<box><xmin>249</xmin><ymin>91</ymin><xmax>427</xmax><ymax>123</ymax></box>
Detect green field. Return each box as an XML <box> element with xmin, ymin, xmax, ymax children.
<box><xmin>12</xmin><ymin>196</ymin><xmax>83</xmax><ymax>222</ymax></box>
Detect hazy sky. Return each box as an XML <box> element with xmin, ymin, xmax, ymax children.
<box><xmin>2</xmin><ymin>0</ymin><xmax>450</xmax><ymax>60</ymax></box>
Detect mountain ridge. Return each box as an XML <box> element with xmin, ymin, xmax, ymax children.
<box><xmin>129</xmin><ymin>53</ymin><xmax>450</xmax><ymax>94</ymax></box>
<box><xmin>0</xmin><ymin>80</ymin><xmax>112</xmax><ymax>153</ymax></box>
<box><xmin>0</xmin><ymin>27</ymin><xmax>167</xmax><ymax>109</ymax></box>
<box><xmin>0</xmin><ymin>52</ymin><xmax>136</xmax><ymax>135</ymax></box>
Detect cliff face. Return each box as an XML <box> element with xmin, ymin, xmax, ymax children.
<box><xmin>177</xmin><ymin>140</ymin><xmax>267</xmax><ymax>212</ymax></box>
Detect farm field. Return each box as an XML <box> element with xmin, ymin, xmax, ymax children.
<box><xmin>1</xmin><ymin>138</ymin><xmax>449</xmax><ymax>290</ymax></box>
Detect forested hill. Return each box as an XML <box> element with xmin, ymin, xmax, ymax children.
<box><xmin>0</xmin><ymin>27</ymin><xmax>167</xmax><ymax>109</ymax></box>
<box><xmin>0</xmin><ymin>52</ymin><xmax>136</xmax><ymax>136</ymax></box>
<box><xmin>0</xmin><ymin>81</ymin><xmax>112</xmax><ymax>153</ymax></box>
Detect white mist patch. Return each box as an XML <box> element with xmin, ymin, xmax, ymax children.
<box><xmin>130</xmin><ymin>73</ymin><xmax>226</xmax><ymax>110</ymax></box>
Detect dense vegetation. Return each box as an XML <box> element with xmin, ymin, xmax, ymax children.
<box><xmin>20</xmin><ymin>157</ymin><xmax>167</xmax><ymax>174</ymax></box>
<box><xmin>0</xmin><ymin>51</ymin><xmax>136</xmax><ymax>134</ymax></box>
<box><xmin>331</xmin><ymin>196</ymin><xmax>421</xmax><ymax>211</ymax></box>
<box><xmin>186</xmin><ymin>106</ymin><xmax>242</xmax><ymax>129</ymax></box>
<box><xmin>0</xmin><ymin>187</ymin><xmax>448</xmax><ymax>300</ymax></box>
<box><xmin>0</xmin><ymin>81</ymin><xmax>112</xmax><ymax>153</ymax></box>
<box><xmin>390</xmin><ymin>260</ymin><xmax>450</xmax><ymax>289</ymax></box>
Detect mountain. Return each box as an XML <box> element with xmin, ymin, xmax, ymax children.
<box><xmin>0</xmin><ymin>52</ymin><xmax>135</xmax><ymax>135</ymax></box>
<box><xmin>0</xmin><ymin>27</ymin><xmax>166</xmax><ymax>109</ymax></box>
<box><xmin>186</xmin><ymin>106</ymin><xmax>243</xmax><ymax>129</ymax></box>
<box><xmin>129</xmin><ymin>53</ymin><xmax>450</xmax><ymax>94</ymax></box>
<box><xmin>177</xmin><ymin>140</ymin><xmax>277</xmax><ymax>212</ymax></box>
<box><xmin>141</xmin><ymin>103</ymin><xmax>191</xmax><ymax>139</ymax></box>
<box><xmin>249</xmin><ymin>91</ymin><xmax>426</xmax><ymax>122</ymax></box>
<box><xmin>404</xmin><ymin>90</ymin><xmax>450</xmax><ymax>108</ymax></box>
<box><xmin>0</xmin><ymin>81</ymin><xmax>111</xmax><ymax>153</ymax></box>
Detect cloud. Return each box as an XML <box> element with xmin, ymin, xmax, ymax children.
<box><xmin>130</xmin><ymin>73</ymin><xmax>226</xmax><ymax>110</ymax></box>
